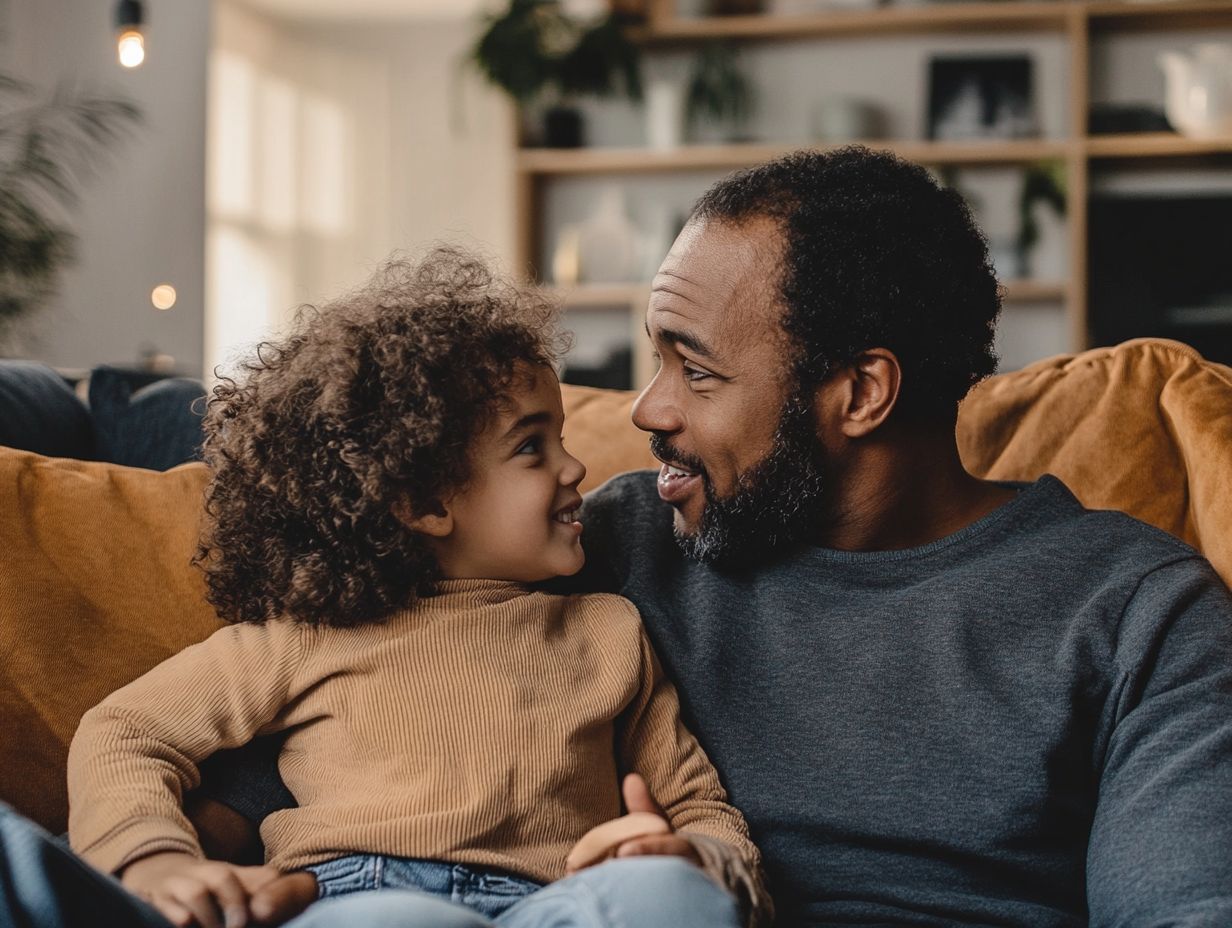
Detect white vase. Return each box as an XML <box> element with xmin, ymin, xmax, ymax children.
<box><xmin>577</xmin><ymin>187</ymin><xmax>640</xmax><ymax>284</ymax></box>
<box><xmin>646</xmin><ymin>79</ymin><xmax>686</xmax><ymax>150</ymax></box>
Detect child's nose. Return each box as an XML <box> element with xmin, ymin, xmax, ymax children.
<box><xmin>561</xmin><ymin>450</ymin><xmax>586</xmax><ymax>487</ymax></box>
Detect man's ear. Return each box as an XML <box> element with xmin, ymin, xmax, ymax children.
<box><xmin>814</xmin><ymin>349</ymin><xmax>902</xmax><ymax>440</ymax></box>
<box><xmin>392</xmin><ymin>496</ymin><xmax>454</xmax><ymax>538</ymax></box>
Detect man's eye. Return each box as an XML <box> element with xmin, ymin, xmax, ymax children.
<box><xmin>516</xmin><ymin>436</ymin><xmax>542</xmax><ymax>456</ymax></box>
<box><xmin>683</xmin><ymin>364</ymin><xmax>711</xmax><ymax>383</ymax></box>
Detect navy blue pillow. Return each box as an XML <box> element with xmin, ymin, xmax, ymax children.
<box><xmin>0</xmin><ymin>360</ymin><xmax>95</xmax><ymax>459</ymax></box>
<box><xmin>88</xmin><ymin>366</ymin><xmax>207</xmax><ymax>471</ymax></box>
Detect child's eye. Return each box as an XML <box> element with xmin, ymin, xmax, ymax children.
<box><xmin>516</xmin><ymin>436</ymin><xmax>542</xmax><ymax>456</ymax></box>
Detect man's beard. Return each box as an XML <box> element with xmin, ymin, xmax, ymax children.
<box><xmin>651</xmin><ymin>390</ymin><xmax>829</xmax><ymax>569</ymax></box>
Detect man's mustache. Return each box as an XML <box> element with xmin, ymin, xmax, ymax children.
<box><xmin>649</xmin><ymin>434</ymin><xmax>708</xmax><ymax>479</ymax></box>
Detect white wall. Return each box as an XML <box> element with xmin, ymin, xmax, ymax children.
<box><xmin>4</xmin><ymin>0</ymin><xmax>209</xmax><ymax>375</ymax></box>
<box><xmin>205</xmin><ymin>1</ymin><xmax>516</xmax><ymax>377</ymax></box>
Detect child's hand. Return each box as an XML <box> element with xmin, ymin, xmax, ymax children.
<box><xmin>120</xmin><ymin>851</ymin><xmax>283</xmax><ymax>928</ymax></box>
<box><xmin>565</xmin><ymin>773</ymin><xmax>702</xmax><ymax>873</ymax></box>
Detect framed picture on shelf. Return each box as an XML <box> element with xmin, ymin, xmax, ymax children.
<box><xmin>927</xmin><ymin>55</ymin><xmax>1036</xmax><ymax>141</ymax></box>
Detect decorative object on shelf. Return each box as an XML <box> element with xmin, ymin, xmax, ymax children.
<box><xmin>646</xmin><ymin>78</ymin><xmax>687</xmax><ymax>149</ymax></box>
<box><xmin>1158</xmin><ymin>44</ymin><xmax>1232</xmax><ymax>140</ymax></box>
<box><xmin>1087</xmin><ymin>102</ymin><xmax>1170</xmax><ymax>135</ymax></box>
<box><xmin>471</xmin><ymin>0</ymin><xmax>642</xmax><ymax>149</ymax></box>
<box><xmin>551</xmin><ymin>226</ymin><xmax>582</xmax><ymax>286</ymax></box>
<box><xmin>1016</xmin><ymin>161</ymin><xmax>1066</xmax><ymax>281</ymax></box>
<box><xmin>115</xmin><ymin>0</ymin><xmax>145</xmax><ymax>69</ymax></box>
<box><xmin>0</xmin><ymin>74</ymin><xmax>140</xmax><ymax>346</ymax></box>
<box><xmin>927</xmin><ymin>55</ymin><xmax>1036</xmax><ymax>141</ymax></box>
<box><xmin>686</xmin><ymin>43</ymin><xmax>756</xmax><ymax>143</ymax></box>
<box><xmin>708</xmin><ymin>0</ymin><xmax>765</xmax><ymax>14</ymax></box>
<box><xmin>812</xmin><ymin>97</ymin><xmax>885</xmax><ymax>142</ymax></box>
<box><xmin>575</xmin><ymin>186</ymin><xmax>640</xmax><ymax>284</ymax></box>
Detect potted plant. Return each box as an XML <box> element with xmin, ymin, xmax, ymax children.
<box><xmin>1016</xmin><ymin>161</ymin><xmax>1066</xmax><ymax>279</ymax></box>
<box><xmin>471</xmin><ymin>0</ymin><xmax>642</xmax><ymax>148</ymax></box>
<box><xmin>685</xmin><ymin>43</ymin><xmax>755</xmax><ymax>144</ymax></box>
<box><xmin>0</xmin><ymin>75</ymin><xmax>140</xmax><ymax>347</ymax></box>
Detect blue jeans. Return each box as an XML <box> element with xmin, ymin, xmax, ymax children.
<box><xmin>0</xmin><ymin>803</ymin><xmax>170</xmax><ymax>927</ymax></box>
<box><xmin>289</xmin><ymin>853</ymin><xmax>741</xmax><ymax>928</ymax></box>
<box><xmin>0</xmin><ymin>806</ymin><xmax>740</xmax><ymax>928</ymax></box>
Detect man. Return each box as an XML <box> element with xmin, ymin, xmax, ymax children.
<box><xmin>4</xmin><ymin>147</ymin><xmax>1231</xmax><ymax>926</ymax></box>
<box><xmin>236</xmin><ymin>146</ymin><xmax>1232</xmax><ymax>924</ymax></box>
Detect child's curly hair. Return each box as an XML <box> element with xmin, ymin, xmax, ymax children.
<box><xmin>194</xmin><ymin>248</ymin><xmax>566</xmax><ymax>627</ymax></box>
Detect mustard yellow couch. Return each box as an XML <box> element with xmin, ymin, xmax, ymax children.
<box><xmin>2</xmin><ymin>338</ymin><xmax>1230</xmax><ymax>837</ymax></box>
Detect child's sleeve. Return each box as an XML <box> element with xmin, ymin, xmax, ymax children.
<box><xmin>66</xmin><ymin>620</ymin><xmax>309</xmax><ymax>875</ymax></box>
<box><xmin>615</xmin><ymin>608</ymin><xmax>774</xmax><ymax>928</ymax></box>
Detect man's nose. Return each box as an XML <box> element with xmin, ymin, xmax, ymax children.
<box><xmin>631</xmin><ymin>373</ymin><xmax>681</xmax><ymax>435</ymax></box>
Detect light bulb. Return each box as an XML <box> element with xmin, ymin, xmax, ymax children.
<box><xmin>151</xmin><ymin>284</ymin><xmax>177</xmax><ymax>310</ymax></box>
<box><xmin>118</xmin><ymin>29</ymin><xmax>145</xmax><ymax>68</ymax></box>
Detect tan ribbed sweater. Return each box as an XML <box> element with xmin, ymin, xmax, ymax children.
<box><xmin>68</xmin><ymin>581</ymin><xmax>769</xmax><ymax>922</ymax></box>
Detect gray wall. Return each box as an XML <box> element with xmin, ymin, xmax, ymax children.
<box><xmin>5</xmin><ymin>0</ymin><xmax>209</xmax><ymax>376</ymax></box>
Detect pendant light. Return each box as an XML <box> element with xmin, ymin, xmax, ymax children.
<box><xmin>115</xmin><ymin>0</ymin><xmax>145</xmax><ymax>69</ymax></box>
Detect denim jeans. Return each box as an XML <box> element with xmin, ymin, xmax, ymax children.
<box><xmin>306</xmin><ymin>854</ymin><xmax>542</xmax><ymax>919</ymax></box>
<box><xmin>0</xmin><ymin>805</ymin><xmax>740</xmax><ymax>928</ymax></box>
<box><xmin>288</xmin><ymin>853</ymin><xmax>741</xmax><ymax>928</ymax></box>
<box><xmin>0</xmin><ymin>802</ymin><xmax>171</xmax><ymax>928</ymax></box>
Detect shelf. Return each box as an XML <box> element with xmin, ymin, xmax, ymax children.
<box><xmin>1085</xmin><ymin>0</ymin><xmax>1232</xmax><ymax>29</ymax></box>
<box><xmin>519</xmin><ymin>139</ymin><xmax>1073</xmax><ymax>175</ymax></box>
<box><xmin>1002</xmin><ymin>280</ymin><xmax>1067</xmax><ymax>302</ymax></box>
<box><xmin>1085</xmin><ymin>132</ymin><xmax>1232</xmax><ymax>158</ymax></box>
<box><xmin>643</xmin><ymin>1</ymin><xmax>1070</xmax><ymax>42</ymax></box>
<box><xmin>545</xmin><ymin>281</ymin><xmax>1062</xmax><ymax>306</ymax></box>
<box><xmin>640</xmin><ymin>0</ymin><xmax>1232</xmax><ymax>42</ymax></box>
<box><xmin>547</xmin><ymin>284</ymin><xmax>648</xmax><ymax>308</ymax></box>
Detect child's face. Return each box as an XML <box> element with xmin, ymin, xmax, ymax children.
<box><xmin>428</xmin><ymin>365</ymin><xmax>587</xmax><ymax>582</ymax></box>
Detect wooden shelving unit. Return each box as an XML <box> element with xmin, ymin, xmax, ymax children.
<box><xmin>516</xmin><ymin>0</ymin><xmax>1232</xmax><ymax>384</ymax></box>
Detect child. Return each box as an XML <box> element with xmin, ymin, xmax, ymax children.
<box><xmin>67</xmin><ymin>250</ymin><xmax>770</xmax><ymax>928</ymax></box>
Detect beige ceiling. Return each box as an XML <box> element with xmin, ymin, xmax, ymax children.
<box><xmin>237</xmin><ymin>0</ymin><xmax>490</xmax><ymax>21</ymax></box>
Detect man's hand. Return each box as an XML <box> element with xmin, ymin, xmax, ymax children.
<box><xmin>565</xmin><ymin>773</ymin><xmax>702</xmax><ymax>874</ymax></box>
<box><xmin>121</xmin><ymin>851</ymin><xmax>283</xmax><ymax>928</ymax></box>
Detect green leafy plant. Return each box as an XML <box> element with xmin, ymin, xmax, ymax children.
<box><xmin>471</xmin><ymin>0</ymin><xmax>642</xmax><ymax>107</ymax></box>
<box><xmin>685</xmin><ymin>43</ymin><xmax>755</xmax><ymax>142</ymax></box>
<box><xmin>1017</xmin><ymin>161</ymin><xmax>1066</xmax><ymax>257</ymax></box>
<box><xmin>0</xmin><ymin>74</ymin><xmax>140</xmax><ymax>338</ymax></box>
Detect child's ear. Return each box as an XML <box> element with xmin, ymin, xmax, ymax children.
<box><xmin>392</xmin><ymin>497</ymin><xmax>454</xmax><ymax>538</ymax></box>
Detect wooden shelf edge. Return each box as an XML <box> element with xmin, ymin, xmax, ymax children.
<box><xmin>519</xmin><ymin>134</ymin><xmax>1232</xmax><ymax>174</ymax></box>
<box><xmin>545</xmin><ymin>284</ymin><xmax>649</xmax><ymax>308</ymax></box>
<box><xmin>545</xmin><ymin>281</ymin><xmax>1065</xmax><ymax>305</ymax></box>
<box><xmin>639</xmin><ymin>1</ymin><xmax>1232</xmax><ymax>42</ymax></box>
<box><xmin>645</xmin><ymin>1</ymin><xmax>1069</xmax><ymax>41</ymax></box>
<box><xmin>1002</xmin><ymin>280</ymin><xmax>1067</xmax><ymax>302</ymax></box>
<box><xmin>1085</xmin><ymin>0</ymin><xmax>1232</xmax><ymax>26</ymax></box>
<box><xmin>1085</xmin><ymin>132</ymin><xmax>1232</xmax><ymax>158</ymax></box>
<box><xmin>518</xmin><ymin>140</ymin><xmax>1073</xmax><ymax>175</ymax></box>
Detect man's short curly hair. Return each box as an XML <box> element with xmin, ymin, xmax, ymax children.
<box><xmin>194</xmin><ymin>248</ymin><xmax>565</xmax><ymax>627</ymax></box>
<box><xmin>692</xmin><ymin>146</ymin><xmax>1001</xmax><ymax>420</ymax></box>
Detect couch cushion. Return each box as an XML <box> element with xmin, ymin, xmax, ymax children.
<box><xmin>561</xmin><ymin>383</ymin><xmax>656</xmax><ymax>493</ymax></box>
<box><xmin>88</xmin><ymin>366</ymin><xmax>206</xmax><ymax>470</ymax></box>
<box><xmin>0</xmin><ymin>450</ymin><xmax>218</xmax><ymax>832</ymax></box>
<box><xmin>0</xmin><ymin>360</ymin><xmax>94</xmax><ymax>460</ymax></box>
<box><xmin>958</xmin><ymin>338</ymin><xmax>1232</xmax><ymax>586</ymax></box>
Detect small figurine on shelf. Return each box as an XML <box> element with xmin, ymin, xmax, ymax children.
<box><xmin>685</xmin><ymin>43</ymin><xmax>757</xmax><ymax>144</ymax></box>
<box><xmin>470</xmin><ymin>0</ymin><xmax>642</xmax><ymax>148</ymax></box>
